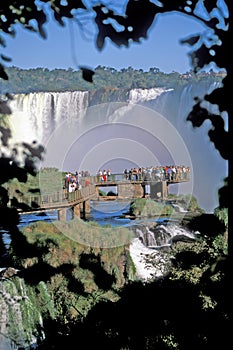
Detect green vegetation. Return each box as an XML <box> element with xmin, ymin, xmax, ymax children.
<box><xmin>168</xmin><ymin>193</ymin><xmax>205</xmax><ymax>213</ymax></box>
<box><xmin>0</xmin><ymin>276</ymin><xmax>48</xmax><ymax>347</ymax></box>
<box><xmin>129</xmin><ymin>194</ymin><xmax>204</xmax><ymax>218</ymax></box>
<box><xmin>55</xmin><ymin>217</ymin><xmax>134</xmax><ymax>248</ymax></box>
<box><xmin>168</xmin><ymin>207</ymin><xmax>228</xmax><ymax>287</ymax></box>
<box><xmin>10</xmin><ymin>220</ymin><xmax>135</xmax><ymax>331</ymax></box>
<box><xmin>0</xmin><ymin>67</ymin><xmax>225</xmax><ymax>94</ymax></box>
<box><xmin>130</xmin><ymin>198</ymin><xmax>174</xmax><ymax>217</ymax></box>
<box><xmin>214</xmin><ymin>207</ymin><xmax>228</xmax><ymax>229</ymax></box>
<box><xmin>98</xmin><ymin>189</ymin><xmax>107</xmax><ymax>196</ymax></box>
<box><xmin>5</xmin><ymin>167</ymin><xmax>65</xmax><ymax>199</ymax></box>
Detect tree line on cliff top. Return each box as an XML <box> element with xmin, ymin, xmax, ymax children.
<box><xmin>0</xmin><ymin>66</ymin><xmax>225</xmax><ymax>94</ymax></box>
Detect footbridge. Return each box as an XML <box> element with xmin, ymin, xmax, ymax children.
<box><xmin>13</xmin><ymin>173</ymin><xmax>190</xmax><ymax>221</ymax></box>
<box><xmin>14</xmin><ymin>184</ymin><xmax>97</xmax><ymax>221</ymax></box>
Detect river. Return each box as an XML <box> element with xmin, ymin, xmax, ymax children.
<box><xmin>14</xmin><ymin>200</ymin><xmax>163</xmax><ymax>230</ymax></box>
<box><xmin>1</xmin><ymin>201</ymin><xmax>132</xmax><ymax>251</ymax></box>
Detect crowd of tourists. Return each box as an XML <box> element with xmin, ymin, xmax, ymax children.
<box><xmin>64</xmin><ymin>170</ymin><xmax>90</xmax><ymax>193</ymax></box>
<box><xmin>64</xmin><ymin>165</ymin><xmax>190</xmax><ymax>191</ymax></box>
<box><xmin>97</xmin><ymin>169</ymin><xmax>112</xmax><ymax>182</ymax></box>
<box><xmin>123</xmin><ymin>165</ymin><xmax>190</xmax><ymax>182</ymax></box>
<box><xmin>96</xmin><ymin>165</ymin><xmax>190</xmax><ymax>183</ymax></box>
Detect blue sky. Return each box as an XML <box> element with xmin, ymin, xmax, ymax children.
<box><xmin>4</xmin><ymin>10</ymin><xmax>208</xmax><ymax>73</ymax></box>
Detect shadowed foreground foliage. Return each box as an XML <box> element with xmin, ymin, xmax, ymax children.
<box><xmin>5</xmin><ymin>213</ymin><xmax>228</xmax><ymax>349</ymax></box>
<box><xmin>13</xmin><ymin>216</ymin><xmax>225</xmax><ymax>350</ymax></box>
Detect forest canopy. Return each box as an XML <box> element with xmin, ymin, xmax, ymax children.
<box><xmin>0</xmin><ymin>66</ymin><xmax>226</xmax><ymax>94</ymax></box>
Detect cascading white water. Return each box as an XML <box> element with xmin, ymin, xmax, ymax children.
<box><xmin>172</xmin><ymin>203</ymin><xmax>188</xmax><ymax>213</ymax></box>
<box><xmin>9</xmin><ymin>91</ymin><xmax>89</xmax><ymax>144</ymax></box>
<box><xmin>128</xmin><ymin>87</ymin><xmax>171</xmax><ymax>104</ymax></box>
<box><xmin>129</xmin><ymin>238</ymin><xmax>166</xmax><ymax>281</ymax></box>
<box><xmin>130</xmin><ymin>221</ymin><xmax>198</xmax><ymax>281</ymax></box>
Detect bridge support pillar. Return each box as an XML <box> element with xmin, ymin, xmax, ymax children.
<box><xmin>162</xmin><ymin>181</ymin><xmax>168</xmax><ymax>199</ymax></box>
<box><xmin>76</xmin><ymin>200</ymin><xmax>91</xmax><ymax>220</ymax></box>
<box><xmin>73</xmin><ymin>204</ymin><xmax>81</xmax><ymax>218</ymax></box>
<box><xmin>58</xmin><ymin>208</ymin><xmax>67</xmax><ymax>221</ymax></box>
<box><xmin>82</xmin><ymin>199</ymin><xmax>91</xmax><ymax>214</ymax></box>
<box><xmin>150</xmin><ymin>181</ymin><xmax>168</xmax><ymax>200</ymax></box>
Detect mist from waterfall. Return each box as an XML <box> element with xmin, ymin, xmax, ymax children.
<box><xmin>138</xmin><ymin>82</ymin><xmax>227</xmax><ymax>213</ymax></box>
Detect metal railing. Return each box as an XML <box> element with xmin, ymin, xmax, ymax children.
<box><xmin>13</xmin><ymin>184</ymin><xmax>96</xmax><ymax>210</ymax></box>
<box><xmin>85</xmin><ymin>172</ymin><xmax>190</xmax><ymax>184</ymax></box>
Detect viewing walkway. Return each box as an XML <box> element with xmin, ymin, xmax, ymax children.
<box><xmin>14</xmin><ymin>172</ymin><xmax>190</xmax><ymax>220</ymax></box>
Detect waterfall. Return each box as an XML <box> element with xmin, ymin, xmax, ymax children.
<box><xmin>132</xmin><ymin>221</ymin><xmax>197</xmax><ymax>249</ymax></box>
<box><xmin>9</xmin><ymin>91</ymin><xmax>89</xmax><ymax>144</ymax></box>
<box><xmin>172</xmin><ymin>203</ymin><xmax>188</xmax><ymax>213</ymax></box>
<box><xmin>127</xmin><ymin>83</ymin><xmax>227</xmax><ymax>212</ymax></box>
<box><xmin>8</xmin><ymin>83</ymin><xmax>227</xmax><ymax>212</ymax></box>
<box><xmin>129</xmin><ymin>238</ymin><xmax>167</xmax><ymax>281</ymax></box>
<box><xmin>128</xmin><ymin>87</ymin><xmax>171</xmax><ymax>103</ymax></box>
<box><xmin>129</xmin><ymin>221</ymin><xmax>198</xmax><ymax>281</ymax></box>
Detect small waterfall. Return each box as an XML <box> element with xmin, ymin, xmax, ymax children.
<box><xmin>135</xmin><ymin>227</ymin><xmax>157</xmax><ymax>246</ymax></box>
<box><xmin>153</xmin><ymin>223</ymin><xmax>197</xmax><ymax>245</ymax></box>
<box><xmin>145</xmin><ymin>227</ymin><xmax>157</xmax><ymax>246</ymax></box>
<box><xmin>128</xmin><ymin>87</ymin><xmax>170</xmax><ymax>104</ymax></box>
<box><xmin>130</xmin><ymin>221</ymin><xmax>198</xmax><ymax>281</ymax></box>
<box><xmin>171</xmin><ymin>203</ymin><xmax>188</xmax><ymax>213</ymax></box>
<box><xmin>133</xmin><ymin>222</ymin><xmax>197</xmax><ymax>248</ymax></box>
<box><xmin>129</xmin><ymin>238</ymin><xmax>167</xmax><ymax>281</ymax></box>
